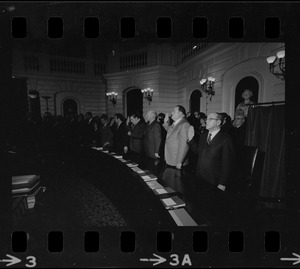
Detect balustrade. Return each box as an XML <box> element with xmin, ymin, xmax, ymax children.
<box><xmin>120</xmin><ymin>50</ymin><xmax>147</xmax><ymax>71</ymax></box>
<box><xmin>181</xmin><ymin>42</ymin><xmax>208</xmax><ymax>62</ymax></box>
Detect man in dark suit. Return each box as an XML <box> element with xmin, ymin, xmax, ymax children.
<box><xmin>112</xmin><ymin>113</ymin><xmax>129</xmax><ymax>155</ymax></box>
<box><xmin>188</xmin><ymin>112</ymin><xmax>235</xmax><ymax>191</ymax></box>
<box><xmin>143</xmin><ymin>110</ymin><xmax>162</xmax><ymax>159</ymax></box>
<box><xmin>126</xmin><ymin>112</ymin><xmax>146</xmax><ymax>162</ymax></box>
<box><xmin>85</xmin><ymin>111</ymin><xmax>95</xmax><ymax>144</ymax></box>
<box><xmin>188</xmin><ymin>112</ymin><xmax>235</xmax><ymax>228</ymax></box>
<box><xmin>99</xmin><ymin>114</ymin><xmax>113</xmax><ymax>150</ymax></box>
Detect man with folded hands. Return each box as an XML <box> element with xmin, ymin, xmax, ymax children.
<box><xmin>143</xmin><ymin>110</ymin><xmax>162</xmax><ymax>159</ymax></box>
<box><xmin>99</xmin><ymin>114</ymin><xmax>113</xmax><ymax>150</ymax></box>
<box><xmin>187</xmin><ymin>112</ymin><xmax>235</xmax><ymax>192</ymax></box>
<box><xmin>112</xmin><ymin>113</ymin><xmax>129</xmax><ymax>155</ymax></box>
<box><xmin>126</xmin><ymin>112</ymin><xmax>146</xmax><ymax>162</ymax></box>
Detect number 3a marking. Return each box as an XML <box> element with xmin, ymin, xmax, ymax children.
<box><xmin>25</xmin><ymin>256</ymin><xmax>37</xmax><ymax>268</ymax></box>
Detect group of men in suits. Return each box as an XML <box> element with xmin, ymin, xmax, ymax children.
<box><xmin>101</xmin><ymin>105</ymin><xmax>236</xmax><ymax>193</ymax></box>
<box><xmin>111</xmin><ymin>111</ymin><xmax>164</xmax><ymax>164</ymax></box>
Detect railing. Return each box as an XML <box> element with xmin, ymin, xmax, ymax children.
<box><xmin>94</xmin><ymin>62</ymin><xmax>106</xmax><ymax>76</ymax></box>
<box><xmin>50</xmin><ymin>57</ymin><xmax>85</xmax><ymax>75</ymax></box>
<box><xmin>23</xmin><ymin>54</ymin><xmax>40</xmax><ymax>71</ymax></box>
<box><xmin>181</xmin><ymin>43</ymin><xmax>208</xmax><ymax>62</ymax></box>
<box><xmin>120</xmin><ymin>50</ymin><xmax>147</xmax><ymax>71</ymax></box>
<box><xmin>16</xmin><ymin>50</ymin><xmax>106</xmax><ymax>78</ymax></box>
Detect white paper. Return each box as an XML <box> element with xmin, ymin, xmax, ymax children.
<box><xmin>142</xmin><ymin>175</ymin><xmax>151</xmax><ymax>180</ymax></box>
<box><xmin>156</xmin><ymin>188</ymin><xmax>168</xmax><ymax>194</ymax></box>
<box><xmin>162</xmin><ymin>198</ymin><xmax>176</xmax><ymax>206</ymax></box>
<box><xmin>92</xmin><ymin>147</ymin><xmax>103</xmax><ymax>151</ymax></box>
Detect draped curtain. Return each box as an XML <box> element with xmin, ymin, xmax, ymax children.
<box><xmin>245</xmin><ymin>105</ymin><xmax>285</xmax><ymax>198</ymax></box>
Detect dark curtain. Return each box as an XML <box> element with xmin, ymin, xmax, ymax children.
<box><xmin>245</xmin><ymin>105</ymin><xmax>285</xmax><ymax>198</ymax></box>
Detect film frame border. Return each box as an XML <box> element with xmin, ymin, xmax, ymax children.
<box><xmin>1</xmin><ymin>1</ymin><xmax>299</xmax><ymax>268</ymax></box>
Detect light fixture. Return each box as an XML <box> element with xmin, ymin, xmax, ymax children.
<box><xmin>42</xmin><ymin>96</ymin><xmax>51</xmax><ymax>113</ymax></box>
<box><xmin>28</xmin><ymin>90</ymin><xmax>38</xmax><ymax>99</ymax></box>
<box><xmin>266</xmin><ymin>50</ymin><xmax>285</xmax><ymax>81</ymax></box>
<box><xmin>141</xmin><ymin>87</ymin><xmax>154</xmax><ymax>105</ymax></box>
<box><xmin>106</xmin><ymin>91</ymin><xmax>118</xmax><ymax>106</ymax></box>
<box><xmin>200</xmin><ymin>76</ymin><xmax>216</xmax><ymax>101</ymax></box>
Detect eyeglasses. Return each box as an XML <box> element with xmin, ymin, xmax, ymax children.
<box><xmin>206</xmin><ymin>118</ymin><xmax>219</xmax><ymax>121</ymax></box>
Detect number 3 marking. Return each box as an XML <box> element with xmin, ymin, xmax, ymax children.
<box><xmin>25</xmin><ymin>256</ymin><xmax>37</xmax><ymax>268</ymax></box>
<box><xmin>170</xmin><ymin>254</ymin><xmax>180</xmax><ymax>266</ymax></box>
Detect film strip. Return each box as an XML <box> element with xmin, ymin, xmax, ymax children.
<box><xmin>0</xmin><ymin>1</ymin><xmax>299</xmax><ymax>268</ymax></box>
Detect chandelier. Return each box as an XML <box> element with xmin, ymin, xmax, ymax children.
<box><xmin>141</xmin><ymin>87</ymin><xmax>154</xmax><ymax>105</ymax></box>
<box><xmin>200</xmin><ymin>77</ymin><xmax>216</xmax><ymax>101</ymax></box>
<box><xmin>266</xmin><ymin>50</ymin><xmax>285</xmax><ymax>81</ymax></box>
<box><xmin>106</xmin><ymin>91</ymin><xmax>118</xmax><ymax>106</ymax></box>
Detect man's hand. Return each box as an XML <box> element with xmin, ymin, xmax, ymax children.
<box><xmin>188</xmin><ymin>125</ymin><xmax>195</xmax><ymax>142</ymax></box>
<box><xmin>154</xmin><ymin>153</ymin><xmax>160</xmax><ymax>158</ymax></box>
<box><xmin>164</xmin><ymin>113</ymin><xmax>170</xmax><ymax>124</ymax></box>
<box><xmin>126</xmin><ymin>117</ymin><xmax>130</xmax><ymax>125</ymax></box>
<box><xmin>127</xmin><ymin>131</ymin><xmax>131</xmax><ymax>136</ymax></box>
<box><xmin>124</xmin><ymin>146</ymin><xmax>128</xmax><ymax>154</ymax></box>
<box><xmin>217</xmin><ymin>184</ymin><xmax>226</xmax><ymax>191</ymax></box>
<box><xmin>176</xmin><ymin>163</ymin><xmax>182</xmax><ymax>169</ymax></box>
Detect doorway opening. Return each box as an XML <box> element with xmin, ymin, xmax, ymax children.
<box><xmin>189</xmin><ymin>89</ymin><xmax>202</xmax><ymax>113</ymax></box>
<box><xmin>125</xmin><ymin>88</ymin><xmax>143</xmax><ymax>117</ymax></box>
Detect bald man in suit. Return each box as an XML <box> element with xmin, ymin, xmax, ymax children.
<box><xmin>163</xmin><ymin>105</ymin><xmax>191</xmax><ymax>169</ymax></box>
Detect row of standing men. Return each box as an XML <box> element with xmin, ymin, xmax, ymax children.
<box><xmin>87</xmin><ymin>105</ymin><xmax>247</xmax><ymax>193</ymax></box>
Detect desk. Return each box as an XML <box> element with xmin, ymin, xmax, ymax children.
<box><xmin>84</xmin><ymin>148</ymin><xmax>220</xmax><ymax>229</ymax></box>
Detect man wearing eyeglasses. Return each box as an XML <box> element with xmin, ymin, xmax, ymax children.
<box><xmin>188</xmin><ymin>112</ymin><xmax>235</xmax><ymax>192</ymax></box>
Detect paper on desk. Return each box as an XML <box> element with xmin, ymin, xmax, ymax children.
<box><xmin>92</xmin><ymin>147</ymin><xmax>103</xmax><ymax>150</ymax></box>
<box><xmin>162</xmin><ymin>198</ymin><xmax>176</xmax><ymax>206</ymax></box>
<box><xmin>156</xmin><ymin>188</ymin><xmax>168</xmax><ymax>194</ymax></box>
<box><xmin>142</xmin><ymin>175</ymin><xmax>151</xmax><ymax>180</ymax></box>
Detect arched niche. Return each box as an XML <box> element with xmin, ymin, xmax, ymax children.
<box><xmin>62</xmin><ymin>98</ymin><xmax>78</xmax><ymax>117</ymax></box>
<box><xmin>55</xmin><ymin>91</ymin><xmax>82</xmax><ymax>116</ymax></box>
<box><xmin>221</xmin><ymin>59</ymin><xmax>264</xmax><ymax>117</ymax></box>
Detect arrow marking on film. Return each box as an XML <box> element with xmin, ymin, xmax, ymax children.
<box><xmin>0</xmin><ymin>254</ymin><xmax>22</xmax><ymax>267</ymax></box>
<box><xmin>281</xmin><ymin>253</ymin><xmax>300</xmax><ymax>265</ymax></box>
<box><xmin>140</xmin><ymin>253</ymin><xmax>167</xmax><ymax>266</ymax></box>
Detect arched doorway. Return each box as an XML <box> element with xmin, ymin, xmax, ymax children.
<box><xmin>125</xmin><ymin>88</ymin><xmax>143</xmax><ymax>117</ymax></box>
<box><xmin>235</xmin><ymin>76</ymin><xmax>259</xmax><ymax>109</ymax></box>
<box><xmin>63</xmin><ymin>98</ymin><xmax>78</xmax><ymax>117</ymax></box>
<box><xmin>189</xmin><ymin>90</ymin><xmax>202</xmax><ymax>113</ymax></box>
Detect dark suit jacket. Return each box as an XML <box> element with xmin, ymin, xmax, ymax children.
<box><xmin>143</xmin><ymin>120</ymin><xmax>162</xmax><ymax>159</ymax></box>
<box><xmin>128</xmin><ymin>120</ymin><xmax>146</xmax><ymax>154</ymax></box>
<box><xmin>85</xmin><ymin>118</ymin><xmax>96</xmax><ymax>143</ymax></box>
<box><xmin>113</xmin><ymin>122</ymin><xmax>129</xmax><ymax>154</ymax></box>
<box><xmin>100</xmin><ymin>123</ymin><xmax>113</xmax><ymax>148</ymax></box>
<box><xmin>189</xmin><ymin>130</ymin><xmax>235</xmax><ymax>187</ymax></box>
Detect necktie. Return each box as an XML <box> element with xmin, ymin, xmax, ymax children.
<box><xmin>207</xmin><ymin>133</ymin><xmax>212</xmax><ymax>144</ymax></box>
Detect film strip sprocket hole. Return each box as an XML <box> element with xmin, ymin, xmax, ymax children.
<box><xmin>10</xmin><ymin>231</ymin><xmax>281</xmax><ymax>253</ymax></box>
<box><xmin>11</xmin><ymin>16</ymin><xmax>282</xmax><ymax>39</ymax></box>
